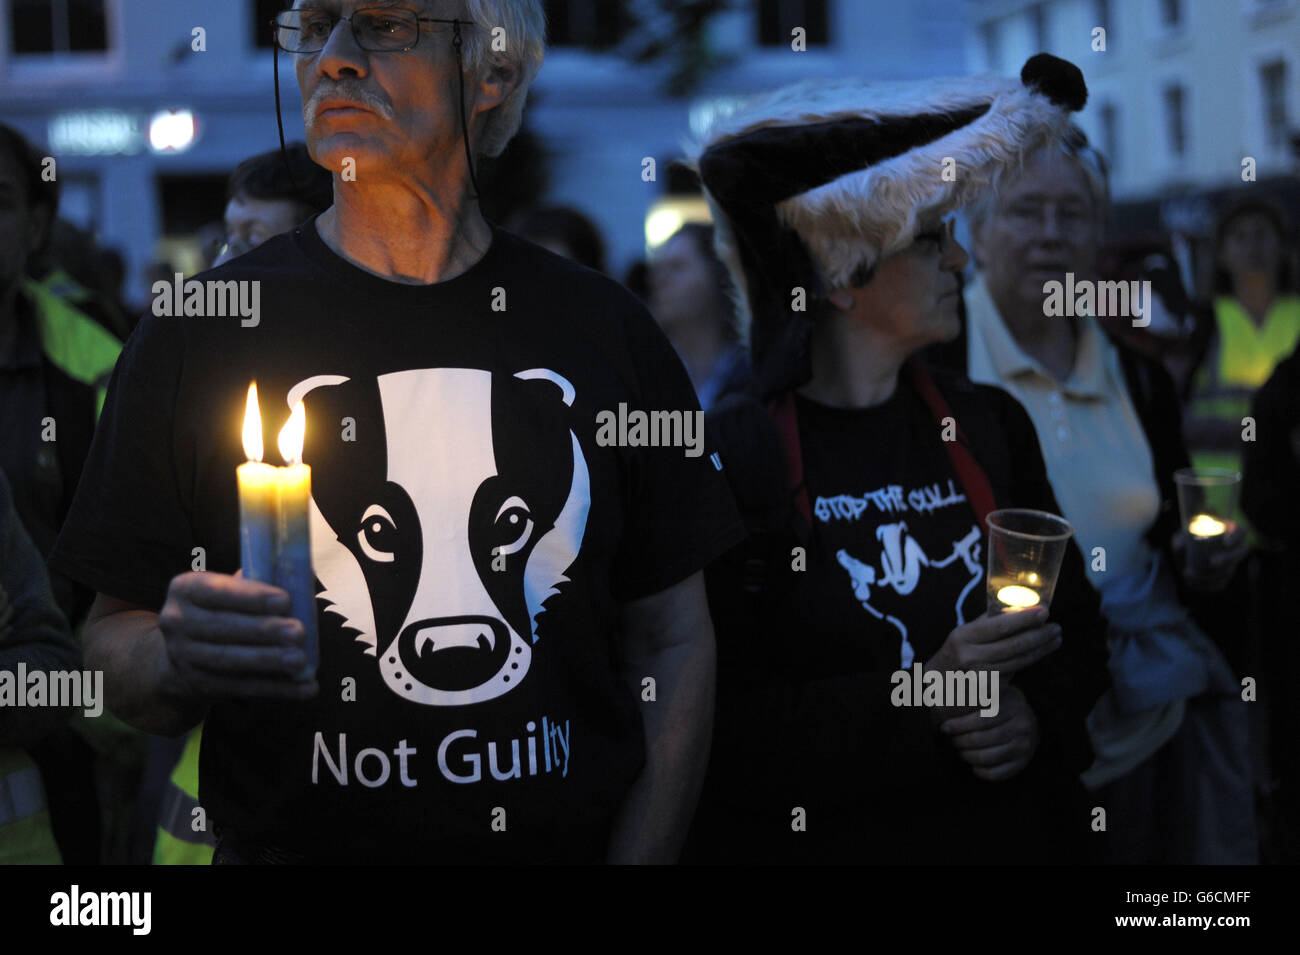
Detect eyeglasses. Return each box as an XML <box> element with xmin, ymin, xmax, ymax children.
<box><xmin>271</xmin><ymin>7</ymin><xmax>471</xmax><ymax>54</ymax></box>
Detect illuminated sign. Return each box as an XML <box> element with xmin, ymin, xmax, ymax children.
<box><xmin>49</xmin><ymin>111</ymin><xmax>143</xmax><ymax>155</ymax></box>
<box><xmin>47</xmin><ymin>108</ymin><xmax>201</xmax><ymax>156</ymax></box>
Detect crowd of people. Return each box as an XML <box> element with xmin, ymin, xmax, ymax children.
<box><xmin>2</xmin><ymin>0</ymin><xmax>1298</xmax><ymax>867</ymax></box>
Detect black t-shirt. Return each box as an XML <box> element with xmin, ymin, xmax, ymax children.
<box><xmin>49</xmin><ymin>219</ymin><xmax>744</xmax><ymax>863</ymax></box>
<box><xmin>794</xmin><ymin>388</ymin><xmax>986</xmax><ymax>674</ymax></box>
<box><xmin>690</xmin><ymin>378</ymin><xmax>1107</xmax><ymax>865</ymax></box>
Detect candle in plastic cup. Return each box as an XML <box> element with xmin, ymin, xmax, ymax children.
<box><xmin>985</xmin><ymin>509</ymin><xmax>1073</xmax><ymax>614</ymax></box>
<box><xmin>1174</xmin><ymin>469</ymin><xmax>1240</xmax><ymax>576</ymax></box>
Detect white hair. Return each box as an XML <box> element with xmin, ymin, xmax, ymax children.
<box><xmin>459</xmin><ymin>0</ymin><xmax>547</xmax><ymax>157</ymax></box>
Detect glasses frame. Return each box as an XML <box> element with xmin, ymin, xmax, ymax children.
<box><xmin>270</xmin><ymin>8</ymin><xmax>474</xmax><ymax>54</ymax></box>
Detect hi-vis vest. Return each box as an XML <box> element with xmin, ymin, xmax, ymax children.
<box><xmin>22</xmin><ymin>279</ymin><xmax>123</xmax><ymax>418</ymax></box>
<box><xmin>0</xmin><ymin>747</ymin><xmax>62</xmax><ymax>864</ymax></box>
<box><xmin>1188</xmin><ymin>296</ymin><xmax>1300</xmax><ymax>475</ymax></box>
<box><xmin>153</xmin><ymin>726</ymin><xmax>214</xmax><ymax>865</ymax></box>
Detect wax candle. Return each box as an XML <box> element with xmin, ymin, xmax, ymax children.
<box><xmin>237</xmin><ymin>383</ymin><xmax>277</xmax><ymax>583</ymax></box>
<box><xmin>996</xmin><ymin>585</ymin><xmax>1041</xmax><ymax>610</ymax></box>
<box><xmin>275</xmin><ymin>400</ymin><xmax>317</xmax><ymax>679</ymax></box>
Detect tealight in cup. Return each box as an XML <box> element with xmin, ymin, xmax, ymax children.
<box><xmin>1173</xmin><ymin>468</ymin><xmax>1241</xmax><ymax>576</ymax></box>
<box><xmin>985</xmin><ymin>509</ymin><xmax>1074</xmax><ymax>614</ymax></box>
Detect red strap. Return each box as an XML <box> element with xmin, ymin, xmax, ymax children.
<box><xmin>767</xmin><ymin>364</ymin><xmax>998</xmax><ymax>532</ymax></box>
<box><xmin>905</xmin><ymin>361</ymin><xmax>997</xmax><ymax>529</ymax></box>
<box><xmin>767</xmin><ymin>391</ymin><xmax>813</xmax><ymax>527</ymax></box>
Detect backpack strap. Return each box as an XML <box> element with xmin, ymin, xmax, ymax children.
<box><xmin>904</xmin><ymin>359</ymin><xmax>998</xmax><ymax>529</ymax></box>
<box><xmin>765</xmin><ymin>391</ymin><xmax>812</xmax><ymax>530</ymax></box>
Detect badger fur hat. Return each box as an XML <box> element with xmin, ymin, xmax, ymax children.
<box><xmin>690</xmin><ymin>54</ymin><xmax>1087</xmax><ymax>398</ymax></box>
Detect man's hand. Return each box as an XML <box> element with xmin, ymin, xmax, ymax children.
<box><xmin>156</xmin><ymin>570</ymin><xmax>317</xmax><ymax>705</ymax></box>
<box><xmin>939</xmin><ymin>684</ymin><xmax>1039</xmax><ymax>781</ymax></box>
<box><xmin>1172</xmin><ymin>523</ymin><xmax>1248</xmax><ymax>593</ymax></box>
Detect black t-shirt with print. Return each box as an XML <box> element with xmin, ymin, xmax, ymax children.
<box><xmin>689</xmin><ymin>377</ymin><xmax>1107</xmax><ymax>865</ymax></box>
<box><xmin>49</xmin><ymin>219</ymin><xmax>745</xmax><ymax>863</ymax></box>
<box><xmin>794</xmin><ymin>388</ymin><xmax>987</xmax><ymax>675</ymax></box>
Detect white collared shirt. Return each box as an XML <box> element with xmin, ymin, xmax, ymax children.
<box><xmin>965</xmin><ymin>275</ymin><xmax>1161</xmax><ymax>588</ymax></box>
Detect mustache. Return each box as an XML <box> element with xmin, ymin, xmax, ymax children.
<box><xmin>306</xmin><ymin>84</ymin><xmax>395</xmax><ymax>120</ymax></box>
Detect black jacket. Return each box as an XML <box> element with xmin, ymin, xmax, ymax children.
<box><xmin>688</xmin><ymin>366</ymin><xmax>1110</xmax><ymax>864</ymax></box>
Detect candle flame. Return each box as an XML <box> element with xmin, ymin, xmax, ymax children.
<box><xmin>1188</xmin><ymin>513</ymin><xmax>1226</xmax><ymax>538</ymax></box>
<box><xmin>242</xmin><ymin>382</ymin><xmax>263</xmax><ymax>463</ymax></box>
<box><xmin>278</xmin><ymin>400</ymin><xmax>306</xmax><ymax>466</ymax></box>
<box><xmin>997</xmin><ymin>585</ymin><xmax>1041</xmax><ymax>609</ymax></box>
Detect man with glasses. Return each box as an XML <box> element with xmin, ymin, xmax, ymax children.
<box><xmin>50</xmin><ymin>0</ymin><xmax>743</xmax><ymax>864</ymax></box>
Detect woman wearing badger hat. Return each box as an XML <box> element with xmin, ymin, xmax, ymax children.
<box><xmin>685</xmin><ymin>56</ymin><xmax>1111</xmax><ymax>864</ymax></box>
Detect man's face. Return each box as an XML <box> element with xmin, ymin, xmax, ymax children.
<box><xmin>292</xmin><ymin>0</ymin><xmax>468</xmax><ymax>181</ymax></box>
<box><xmin>972</xmin><ymin>153</ymin><xmax>1102</xmax><ymax>309</ymax></box>
<box><xmin>0</xmin><ymin>150</ymin><xmax>42</xmax><ymax>295</ymax></box>
<box><xmin>849</xmin><ymin>219</ymin><xmax>968</xmax><ymax>350</ymax></box>
<box><xmin>224</xmin><ymin>194</ymin><xmax>305</xmax><ymax>250</ymax></box>
<box><xmin>648</xmin><ymin>232</ymin><xmax>718</xmax><ymax>333</ymax></box>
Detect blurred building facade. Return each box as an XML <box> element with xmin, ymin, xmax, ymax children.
<box><xmin>966</xmin><ymin>0</ymin><xmax>1299</xmax><ymax>292</ymax></box>
<box><xmin>0</xmin><ymin>0</ymin><xmax>968</xmax><ymax>301</ymax></box>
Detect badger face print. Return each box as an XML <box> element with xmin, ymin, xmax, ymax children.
<box><xmin>289</xmin><ymin>368</ymin><xmax>590</xmax><ymax>706</ymax></box>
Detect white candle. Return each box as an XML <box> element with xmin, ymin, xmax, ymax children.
<box><xmin>237</xmin><ymin>383</ymin><xmax>277</xmax><ymax>584</ymax></box>
<box><xmin>275</xmin><ymin>401</ymin><xmax>316</xmax><ymax>678</ymax></box>
<box><xmin>1188</xmin><ymin>513</ymin><xmax>1227</xmax><ymax>539</ymax></box>
<box><xmin>996</xmin><ymin>585</ymin><xmax>1041</xmax><ymax>609</ymax></box>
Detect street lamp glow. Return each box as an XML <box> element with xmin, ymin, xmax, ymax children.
<box><xmin>148</xmin><ymin>110</ymin><xmax>197</xmax><ymax>153</ymax></box>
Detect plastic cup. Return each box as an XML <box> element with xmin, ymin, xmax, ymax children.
<box><xmin>985</xmin><ymin>508</ymin><xmax>1074</xmax><ymax>614</ymax></box>
<box><xmin>1174</xmin><ymin>468</ymin><xmax>1241</xmax><ymax>576</ymax></box>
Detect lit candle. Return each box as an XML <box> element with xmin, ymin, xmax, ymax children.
<box><xmin>237</xmin><ymin>383</ymin><xmax>277</xmax><ymax>584</ymax></box>
<box><xmin>274</xmin><ymin>400</ymin><xmax>317</xmax><ymax>679</ymax></box>
<box><xmin>1188</xmin><ymin>513</ymin><xmax>1227</xmax><ymax>538</ymax></box>
<box><xmin>996</xmin><ymin>585</ymin><xmax>1041</xmax><ymax>610</ymax></box>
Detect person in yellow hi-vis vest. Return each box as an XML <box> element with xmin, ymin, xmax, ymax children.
<box><xmin>0</xmin><ymin>470</ymin><xmax>82</xmax><ymax>864</ymax></box>
<box><xmin>152</xmin><ymin>726</ymin><xmax>214</xmax><ymax>864</ymax></box>
<box><xmin>22</xmin><ymin>278</ymin><xmax>122</xmax><ymax>419</ymax></box>
<box><xmin>1185</xmin><ymin>199</ymin><xmax>1300</xmax><ymax>481</ymax></box>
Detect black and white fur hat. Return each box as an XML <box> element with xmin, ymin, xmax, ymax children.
<box><xmin>690</xmin><ymin>54</ymin><xmax>1087</xmax><ymax>398</ymax></box>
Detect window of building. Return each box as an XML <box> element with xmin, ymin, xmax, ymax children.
<box><xmin>758</xmin><ymin>0</ymin><xmax>828</xmax><ymax>47</ymax></box>
<box><xmin>543</xmin><ymin>0</ymin><xmax>632</xmax><ymax>49</ymax></box>
<box><xmin>1099</xmin><ymin>101</ymin><xmax>1119</xmax><ymax>171</ymax></box>
<box><xmin>1260</xmin><ymin>60</ymin><xmax>1289</xmax><ymax>150</ymax></box>
<box><xmin>980</xmin><ymin>20</ymin><xmax>1000</xmax><ymax>72</ymax></box>
<box><xmin>252</xmin><ymin>0</ymin><xmax>282</xmax><ymax>49</ymax></box>
<box><xmin>1163</xmin><ymin>84</ymin><xmax>1187</xmax><ymax>158</ymax></box>
<box><xmin>10</xmin><ymin>0</ymin><xmax>108</xmax><ymax>54</ymax></box>
<box><xmin>1159</xmin><ymin>0</ymin><xmax>1182</xmax><ymax>28</ymax></box>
